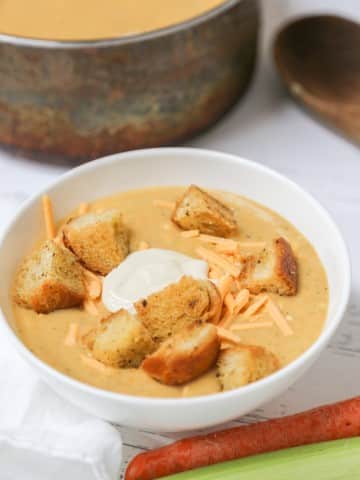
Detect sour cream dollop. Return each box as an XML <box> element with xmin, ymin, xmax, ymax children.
<box><xmin>102</xmin><ymin>248</ymin><xmax>209</xmax><ymax>313</ymax></box>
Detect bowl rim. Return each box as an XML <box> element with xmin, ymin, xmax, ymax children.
<box><xmin>0</xmin><ymin>147</ymin><xmax>351</xmax><ymax>407</ymax></box>
<box><xmin>0</xmin><ymin>0</ymin><xmax>244</xmax><ymax>49</ymax></box>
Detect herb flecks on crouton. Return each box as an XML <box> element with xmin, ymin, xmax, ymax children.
<box><xmin>83</xmin><ymin>310</ymin><xmax>156</xmax><ymax>368</ymax></box>
<box><xmin>172</xmin><ymin>185</ymin><xmax>237</xmax><ymax>237</ymax></box>
<box><xmin>217</xmin><ymin>344</ymin><xmax>279</xmax><ymax>391</ymax></box>
<box><xmin>142</xmin><ymin>322</ymin><xmax>220</xmax><ymax>385</ymax></box>
<box><xmin>242</xmin><ymin>237</ymin><xmax>298</xmax><ymax>296</ymax></box>
<box><xmin>134</xmin><ymin>276</ymin><xmax>221</xmax><ymax>343</ymax></box>
<box><xmin>14</xmin><ymin>240</ymin><xmax>85</xmax><ymax>313</ymax></box>
<box><xmin>63</xmin><ymin>208</ymin><xmax>129</xmax><ymax>275</ymax></box>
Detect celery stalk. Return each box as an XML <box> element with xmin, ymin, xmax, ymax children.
<box><xmin>162</xmin><ymin>437</ymin><xmax>360</xmax><ymax>479</ymax></box>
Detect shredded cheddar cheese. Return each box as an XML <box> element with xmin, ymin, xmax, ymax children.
<box><xmin>64</xmin><ymin>323</ymin><xmax>79</xmax><ymax>346</ymax></box>
<box><xmin>233</xmin><ymin>289</ymin><xmax>250</xmax><ymax>315</ymax></box>
<box><xmin>80</xmin><ymin>354</ymin><xmax>114</xmax><ymax>374</ymax></box>
<box><xmin>244</xmin><ymin>295</ymin><xmax>269</xmax><ymax>319</ymax></box>
<box><xmin>180</xmin><ymin>229</ymin><xmax>200</xmax><ymax>238</ymax></box>
<box><xmin>42</xmin><ymin>195</ymin><xmax>56</xmax><ymax>240</ymax></box>
<box><xmin>266</xmin><ymin>298</ymin><xmax>293</xmax><ymax>336</ymax></box>
<box><xmin>83</xmin><ymin>298</ymin><xmax>100</xmax><ymax>316</ymax></box>
<box><xmin>214</xmin><ymin>243</ymin><xmax>238</xmax><ymax>255</ymax></box>
<box><xmin>216</xmin><ymin>326</ymin><xmax>241</xmax><ymax>344</ymax></box>
<box><xmin>218</xmin><ymin>275</ymin><xmax>234</xmax><ymax>299</ymax></box>
<box><xmin>198</xmin><ymin>234</ymin><xmax>238</xmax><ymax>248</ymax></box>
<box><xmin>83</xmin><ymin>269</ymin><xmax>103</xmax><ymax>299</ymax></box>
<box><xmin>196</xmin><ymin>247</ymin><xmax>241</xmax><ymax>277</ymax></box>
<box><xmin>224</xmin><ymin>293</ymin><xmax>235</xmax><ymax>315</ymax></box>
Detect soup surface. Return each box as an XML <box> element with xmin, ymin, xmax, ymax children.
<box><xmin>0</xmin><ymin>0</ymin><xmax>226</xmax><ymax>40</ymax></box>
<box><xmin>12</xmin><ymin>187</ymin><xmax>328</xmax><ymax>398</ymax></box>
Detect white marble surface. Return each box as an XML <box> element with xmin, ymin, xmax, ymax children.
<box><xmin>1</xmin><ymin>0</ymin><xmax>360</xmax><ymax>472</ymax></box>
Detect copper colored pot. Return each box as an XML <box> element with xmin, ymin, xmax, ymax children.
<box><xmin>0</xmin><ymin>0</ymin><xmax>259</xmax><ymax>162</ymax></box>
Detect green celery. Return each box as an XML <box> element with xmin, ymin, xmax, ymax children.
<box><xmin>162</xmin><ymin>437</ymin><xmax>360</xmax><ymax>479</ymax></box>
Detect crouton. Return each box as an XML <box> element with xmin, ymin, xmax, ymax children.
<box><xmin>142</xmin><ymin>322</ymin><xmax>220</xmax><ymax>385</ymax></box>
<box><xmin>242</xmin><ymin>237</ymin><xmax>298</xmax><ymax>296</ymax></box>
<box><xmin>134</xmin><ymin>276</ymin><xmax>221</xmax><ymax>342</ymax></box>
<box><xmin>63</xmin><ymin>208</ymin><xmax>129</xmax><ymax>275</ymax></box>
<box><xmin>13</xmin><ymin>240</ymin><xmax>85</xmax><ymax>314</ymax></box>
<box><xmin>172</xmin><ymin>185</ymin><xmax>237</xmax><ymax>237</ymax></box>
<box><xmin>217</xmin><ymin>344</ymin><xmax>280</xmax><ymax>391</ymax></box>
<box><xmin>83</xmin><ymin>310</ymin><xmax>156</xmax><ymax>368</ymax></box>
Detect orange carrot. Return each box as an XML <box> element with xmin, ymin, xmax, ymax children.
<box><xmin>125</xmin><ymin>397</ymin><xmax>360</xmax><ymax>480</ymax></box>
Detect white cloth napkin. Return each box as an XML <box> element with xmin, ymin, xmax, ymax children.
<box><xmin>0</xmin><ymin>336</ymin><xmax>123</xmax><ymax>480</ymax></box>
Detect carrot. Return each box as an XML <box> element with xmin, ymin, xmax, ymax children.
<box><xmin>125</xmin><ymin>396</ymin><xmax>360</xmax><ymax>480</ymax></box>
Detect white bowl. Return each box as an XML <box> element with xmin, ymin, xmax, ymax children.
<box><xmin>0</xmin><ymin>148</ymin><xmax>350</xmax><ymax>432</ymax></box>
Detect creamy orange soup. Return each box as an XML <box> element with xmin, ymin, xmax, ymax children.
<box><xmin>0</xmin><ymin>0</ymin><xmax>226</xmax><ymax>40</ymax></box>
<box><xmin>12</xmin><ymin>187</ymin><xmax>328</xmax><ymax>398</ymax></box>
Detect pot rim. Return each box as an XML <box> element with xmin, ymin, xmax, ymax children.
<box><xmin>0</xmin><ymin>0</ymin><xmax>248</xmax><ymax>49</ymax></box>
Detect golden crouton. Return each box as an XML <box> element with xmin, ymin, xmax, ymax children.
<box><xmin>83</xmin><ymin>310</ymin><xmax>156</xmax><ymax>368</ymax></box>
<box><xmin>63</xmin><ymin>208</ymin><xmax>129</xmax><ymax>275</ymax></box>
<box><xmin>217</xmin><ymin>344</ymin><xmax>279</xmax><ymax>391</ymax></box>
<box><xmin>172</xmin><ymin>185</ymin><xmax>237</xmax><ymax>237</ymax></box>
<box><xmin>13</xmin><ymin>240</ymin><xmax>85</xmax><ymax>314</ymax></box>
<box><xmin>142</xmin><ymin>322</ymin><xmax>220</xmax><ymax>385</ymax></box>
<box><xmin>242</xmin><ymin>237</ymin><xmax>298</xmax><ymax>296</ymax></box>
<box><xmin>134</xmin><ymin>276</ymin><xmax>221</xmax><ymax>342</ymax></box>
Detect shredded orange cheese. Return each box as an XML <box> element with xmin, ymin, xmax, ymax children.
<box><xmin>198</xmin><ymin>234</ymin><xmax>238</xmax><ymax>248</ymax></box>
<box><xmin>218</xmin><ymin>275</ymin><xmax>234</xmax><ymax>299</ymax></box>
<box><xmin>196</xmin><ymin>247</ymin><xmax>241</xmax><ymax>277</ymax></box>
<box><xmin>138</xmin><ymin>241</ymin><xmax>150</xmax><ymax>250</ymax></box>
<box><xmin>214</xmin><ymin>243</ymin><xmax>238</xmax><ymax>255</ymax></box>
<box><xmin>224</xmin><ymin>293</ymin><xmax>235</xmax><ymax>315</ymax></box>
<box><xmin>216</xmin><ymin>326</ymin><xmax>241</xmax><ymax>344</ymax></box>
<box><xmin>83</xmin><ymin>269</ymin><xmax>103</xmax><ymax>299</ymax></box>
<box><xmin>42</xmin><ymin>195</ymin><xmax>56</xmax><ymax>240</ymax></box>
<box><xmin>64</xmin><ymin>323</ymin><xmax>79</xmax><ymax>346</ymax></box>
<box><xmin>244</xmin><ymin>295</ymin><xmax>269</xmax><ymax>318</ymax></box>
<box><xmin>233</xmin><ymin>289</ymin><xmax>250</xmax><ymax>315</ymax></box>
<box><xmin>80</xmin><ymin>354</ymin><xmax>114</xmax><ymax>374</ymax></box>
<box><xmin>180</xmin><ymin>229</ymin><xmax>200</xmax><ymax>238</ymax></box>
<box><xmin>220</xmin><ymin>342</ymin><xmax>233</xmax><ymax>350</ymax></box>
<box><xmin>153</xmin><ymin>200</ymin><xmax>176</xmax><ymax>209</ymax></box>
<box><xmin>78</xmin><ymin>202</ymin><xmax>89</xmax><ymax>215</ymax></box>
<box><xmin>83</xmin><ymin>298</ymin><xmax>100</xmax><ymax>316</ymax></box>
<box><xmin>231</xmin><ymin>321</ymin><xmax>273</xmax><ymax>331</ymax></box>
<box><xmin>266</xmin><ymin>298</ymin><xmax>293</xmax><ymax>336</ymax></box>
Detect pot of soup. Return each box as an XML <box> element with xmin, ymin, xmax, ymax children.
<box><xmin>0</xmin><ymin>0</ymin><xmax>259</xmax><ymax>161</ymax></box>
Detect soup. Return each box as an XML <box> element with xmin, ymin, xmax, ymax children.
<box><xmin>0</xmin><ymin>0</ymin><xmax>226</xmax><ymax>40</ymax></box>
<box><xmin>12</xmin><ymin>186</ymin><xmax>328</xmax><ymax>398</ymax></box>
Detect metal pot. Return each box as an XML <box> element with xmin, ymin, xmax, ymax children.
<box><xmin>0</xmin><ymin>0</ymin><xmax>260</xmax><ymax>162</ymax></box>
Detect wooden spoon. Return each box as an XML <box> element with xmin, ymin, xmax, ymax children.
<box><xmin>274</xmin><ymin>15</ymin><xmax>360</xmax><ymax>143</ymax></box>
